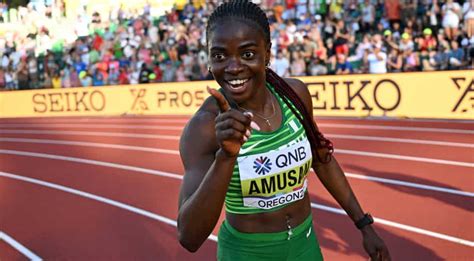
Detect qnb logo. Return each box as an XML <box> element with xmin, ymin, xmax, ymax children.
<box><xmin>253</xmin><ymin>156</ymin><xmax>272</xmax><ymax>175</ymax></box>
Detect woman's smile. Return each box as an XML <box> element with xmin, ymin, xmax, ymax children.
<box><xmin>225</xmin><ymin>77</ymin><xmax>251</xmax><ymax>94</ymax></box>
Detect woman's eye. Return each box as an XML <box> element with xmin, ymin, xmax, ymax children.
<box><xmin>242</xmin><ymin>51</ymin><xmax>255</xmax><ymax>59</ymax></box>
<box><xmin>213</xmin><ymin>53</ymin><xmax>225</xmax><ymax>60</ymax></box>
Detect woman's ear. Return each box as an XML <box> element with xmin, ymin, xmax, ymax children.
<box><xmin>265</xmin><ymin>43</ymin><xmax>272</xmax><ymax>66</ymax></box>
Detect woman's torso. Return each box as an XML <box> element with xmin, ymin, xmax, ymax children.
<box><xmin>218</xmin><ymin>83</ymin><xmax>314</xmax><ymax>233</ymax></box>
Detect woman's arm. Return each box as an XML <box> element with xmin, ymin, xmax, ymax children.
<box><xmin>284</xmin><ymin>77</ymin><xmax>390</xmax><ymax>261</ymax></box>
<box><xmin>178</xmin><ymin>90</ymin><xmax>252</xmax><ymax>252</ymax></box>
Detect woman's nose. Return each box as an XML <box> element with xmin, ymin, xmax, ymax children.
<box><xmin>224</xmin><ymin>58</ymin><xmax>244</xmax><ymax>74</ymax></box>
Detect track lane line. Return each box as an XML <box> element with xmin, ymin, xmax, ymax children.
<box><xmin>1</xmin><ymin>123</ymin><xmax>473</xmax><ymax>134</ymax></box>
<box><xmin>1</xmin><ymin>130</ymin><xmax>471</xmax><ymax>148</ymax></box>
<box><xmin>0</xmin><ymin>231</ymin><xmax>42</xmax><ymax>260</ymax></box>
<box><xmin>0</xmin><ymin>130</ymin><xmax>179</xmax><ymax>140</ymax></box>
<box><xmin>336</xmin><ymin>149</ymin><xmax>473</xmax><ymax>168</ymax></box>
<box><xmin>1</xmin><ymin>136</ymin><xmax>471</xmax><ymax>167</ymax></box>
<box><xmin>0</xmin><ymin>144</ymin><xmax>472</xmax><ymax>197</ymax></box>
<box><xmin>319</xmin><ymin>124</ymin><xmax>474</xmax><ymax>134</ymax></box>
<box><xmin>0</xmin><ymin>124</ymin><xmax>183</xmax><ymax>130</ymax></box>
<box><xmin>0</xmin><ymin>149</ymin><xmax>183</xmax><ymax>180</ymax></box>
<box><xmin>1</xmin><ymin>150</ymin><xmax>472</xmax><ymax>246</ymax></box>
<box><xmin>0</xmin><ymin>115</ymin><xmax>473</xmax><ymax>126</ymax></box>
<box><xmin>326</xmin><ymin>134</ymin><xmax>474</xmax><ymax>148</ymax></box>
<box><xmin>310</xmin><ymin>203</ymin><xmax>474</xmax><ymax>247</ymax></box>
<box><xmin>0</xmin><ymin>138</ymin><xmax>179</xmax><ymax>155</ymax></box>
<box><xmin>0</xmin><ymin>172</ymin><xmax>217</xmax><ymax>243</ymax></box>
<box><xmin>343</xmin><ymin>172</ymin><xmax>474</xmax><ymax>197</ymax></box>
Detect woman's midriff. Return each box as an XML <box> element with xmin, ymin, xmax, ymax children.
<box><xmin>226</xmin><ymin>193</ymin><xmax>312</xmax><ymax>233</ymax></box>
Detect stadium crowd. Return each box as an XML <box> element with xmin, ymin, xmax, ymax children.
<box><xmin>0</xmin><ymin>0</ymin><xmax>473</xmax><ymax>90</ymax></box>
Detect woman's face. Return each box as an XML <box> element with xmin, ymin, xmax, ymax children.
<box><xmin>208</xmin><ymin>20</ymin><xmax>269</xmax><ymax>104</ymax></box>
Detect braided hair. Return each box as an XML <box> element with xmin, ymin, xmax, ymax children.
<box><xmin>207</xmin><ymin>0</ymin><xmax>334</xmax><ymax>165</ymax></box>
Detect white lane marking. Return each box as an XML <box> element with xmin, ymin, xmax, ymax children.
<box><xmin>327</xmin><ymin>134</ymin><xmax>474</xmax><ymax>148</ymax></box>
<box><xmin>0</xmin><ymin>117</ymin><xmax>191</xmax><ymax>124</ymax></box>
<box><xmin>1</xmin><ymin>129</ymin><xmax>470</xmax><ymax>149</ymax></box>
<box><xmin>0</xmin><ymin>172</ymin><xmax>217</xmax><ymax>243</ymax></box>
<box><xmin>0</xmin><ymin>138</ymin><xmax>179</xmax><ymax>155</ymax></box>
<box><xmin>1</xmin><ymin>116</ymin><xmax>471</xmax><ymax>124</ymax></box>
<box><xmin>0</xmin><ymin>124</ymin><xmax>183</xmax><ymax>130</ymax></box>
<box><xmin>3</xmin><ymin>127</ymin><xmax>472</xmax><ymax>150</ymax></box>
<box><xmin>0</xmin><ymin>118</ymin><xmax>190</xmax><ymax>124</ymax></box>
<box><xmin>0</xmin><ymin>144</ymin><xmax>472</xmax><ymax>196</ymax></box>
<box><xmin>316</xmin><ymin>117</ymin><xmax>474</xmax><ymax>124</ymax></box>
<box><xmin>2</xmin><ymin>122</ymin><xmax>473</xmax><ymax>134</ymax></box>
<box><xmin>0</xmin><ymin>164</ymin><xmax>471</xmax><ymax>247</ymax></box>
<box><xmin>344</xmin><ymin>172</ymin><xmax>474</xmax><ymax>197</ymax></box>
<box><xmin>0</xmin><ymin>149</ymin><xmax>183</xmax><ymax>180</ymax></box>
<box><xmin>319</xmin><ymin>123</ymin><xmax>474</xmax><ymax>135</ymax></box>
<box><xmin>336</xmin><ymin>149</ymin><xmax>474</xmax><ymax>168</ymax></box>
<box><xmin>0</xmin><ymin>130</ymin><xmax>179</xmax><ymax>140</ymax></box>
<box><xmin>310</xmin><ymin>203</ymin><xmax>474</xmax><ymax>247</ymax></box>
<box><xmin>0</xmin><ymin>231</ymin><xmax>43</xmax><ymax>260</ymax></box>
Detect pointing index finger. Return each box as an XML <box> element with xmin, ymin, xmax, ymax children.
<box><xmin>207</xmin><ymin>86</ymin><xmax>231</xmax><ymax>113</ymax></box>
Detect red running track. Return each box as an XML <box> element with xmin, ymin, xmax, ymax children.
<box><xmin>0</xmin><ymin>116</ymin><xmax>473</xmax><ymax>260</ymax></box>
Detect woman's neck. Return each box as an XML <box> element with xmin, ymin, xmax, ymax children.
<box><xmin>238</xmin><ymin>83</ymin><xmax>273</xmax><ymax>114</ymax></box>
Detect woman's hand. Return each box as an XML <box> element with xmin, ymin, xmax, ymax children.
<box><xmin>361</xmin><ymin>226</ymin><xmax>391</xmax><ymax>261</ymax></box>
<box><xmin>207</xmin><ymin>87</ymin><xmax>256</xmax><ymax>158</ymax></box>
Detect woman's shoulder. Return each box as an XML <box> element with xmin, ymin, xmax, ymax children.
<box><xmin>281</xmin><ymin>77</ymin><xmax>312</xmax><ymax>113</ymax></box>
<box><xmin>282</xmin><ymin>77</ymin><xmax>310</xmax><ymax>99</ymax></box>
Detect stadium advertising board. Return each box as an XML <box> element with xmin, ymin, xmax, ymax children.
<box><xmin>0</xmin><ymin>70</ymin><xmax>472</xmax><ymax>120</ymax></box>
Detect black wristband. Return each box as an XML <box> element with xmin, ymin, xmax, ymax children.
<box><xmin>355</xmin><ymin>213</ymin><xmax>374</xmax><ymax>230</ymax></box>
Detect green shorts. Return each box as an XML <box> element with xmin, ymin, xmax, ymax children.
<box><xmin>217</xmin><ymin>215</ymin><xmax>323</xmax><ymax>261</ymax></box>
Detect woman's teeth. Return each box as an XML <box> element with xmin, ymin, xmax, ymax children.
<box><xmin>228</xmin><ymin>78</ymin><xmax>249</xmax><ymax>87</ymax></box>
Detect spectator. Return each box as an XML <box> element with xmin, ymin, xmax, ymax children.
<box><xmin>0</xmin><ymin>68</ymin><xmax>5</xmax><ymax>90</ymax></box>
<box><xmin>335</xmin><ymin>54</ymin><xmax>353</xmax><ymax>74</ymax></box>
<box><xmin>52</xmin><ymin>72</ymin><xmax>61</xmax><ymax>89</ymax></box>
<box><xmin>365</xmin><ymin>43</ymin><xmax>388</xmax><ymax>74</ymax></box>
<box><xmin>403</xmin><ymin>47</ymin><xmax>420</xmax><ymax>71</ymax></box>
<box><xmin>399</xmin><ymin>33</ymin><xmax>415</xmax><ymax>52</ymax></box>
<box><xmin>5</xmin><ymin>68</ymin><xmax>15</xmax><ymax>90</ymax></box>
<box><xmin>385</xmin><ymin>0</ymin><xmax>402</xmax><ymax>27</ymax></box>
<box><xmin>43</xmin><ymin>72</ymin><xmax>53</xmax><ymax>88</ymax></box>
<box><xmin>138</xmin><ymin>63</ymin><xmax>151</xmax><ymax>84</ymax></box>
<box><xmin>79</xmin><ymin>71</ymin><xmax>93</xmax><ymax>87</ymax></box>
<box><xmin>272</xmin><ymin>50</ymin><xmax>290</xmax><ymax>77</ymax></box>
<box><xmin>433</xmin><ymin>44</ymin><xmax>451</xmax><ymax>70</ymax></box>
<box><xmin>334</xmin><ymin>19</ymin><xmax>350</xmax><ymax>56</ymax></box>
<box><xmin>361</xmin><ymin>0</ymin><xmax>376</xmax><ymax>33</ymax></box>
<box><xmin>70</xmin><ymin>67</ymin><xmax>81</xmax><ymax>87</ymax></box>
<box><xmin>449</xmin><ymin>40</ymin><xmax>466</xmax><ymax>69</ymax></box>
<box><xmin>162</xmin><ymin>61</ymin><xmax>176</xmax><ymax>82</ymax></box>
<box><xmin>118</xmin><ymin>67</ymin><xmax>130</xmax><ymax>85</ymax></box>
<box><xmin>0</xmin><ymin>0</ymin><xmax>472</xmax><ymax>92</ymax></box>
<box><xmin>442</xmin><ymin>0</ymin><xmax>462</xmax><ymax>40</ymax></box>
<box><xmin>290</xmin><ymin>51</ymin><xmax>306</xmax><ymax>76</ymax></box>
<box><xmin>418</xmin><ymin>28</ymin><xmax>437</xmax><ymax>52</ymax></box>
<box><xmin>463</xmin><ymin>0</ymin><xmax>474</xmax><ymax>38</ymax></box>
<box><xmin>401</xmin><ymin>0</ymin><xmax>418</xmax><ymax>21</ymax></box>
<box><xmin>387</xmin><ymin>49</ymin><xmax>403</xmax><ymax>72</ymax></box>
<box><xmin>17</xmin><ymin>62</ymin><xmax>29</xmax><ymax>90</ymax></box>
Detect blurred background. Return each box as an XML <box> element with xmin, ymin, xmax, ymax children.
<box><xmin>0</xmin><ymin>0</ymin><xmax>472</xmax><ymax>90</ymax></box>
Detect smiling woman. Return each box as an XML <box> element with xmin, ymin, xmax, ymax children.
<box><xmin>177</xmin><ymin>1</ymin><xmax>390</xmax><ymax>260</ymax></box>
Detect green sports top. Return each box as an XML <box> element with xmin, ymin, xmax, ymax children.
<box><xmin>225</xmin><ymin>83</ymin><xmax>313</xmax><ymax>214</ymax></box>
